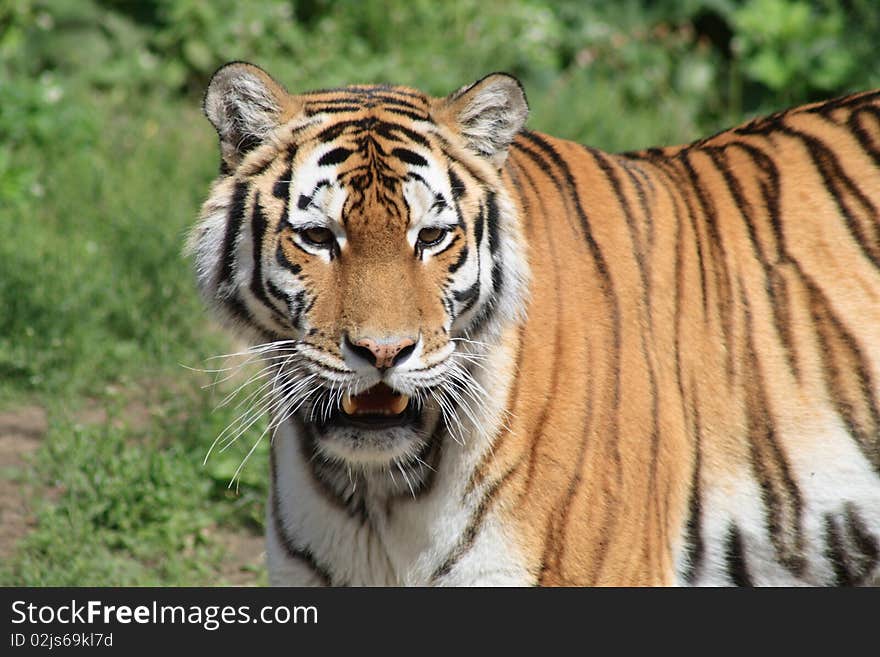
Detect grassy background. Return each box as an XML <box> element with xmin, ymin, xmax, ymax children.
<box><xmin>1</xmin><ymin>0</ymin><xmax>878</xmax><ymax>585</ymax></box>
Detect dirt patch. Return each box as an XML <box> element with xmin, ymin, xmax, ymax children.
<box><xmin>221</xmin><ymin>531</ymin><xmax>266</xmax><ymax>586</ymax></box>
<box><xmin>77</xmin><ymin>378</ymin><xmax>180</xmax><ymax>432</ymax></box>
<box><xmin>0</xmin><ymin>405</ymin><xmax>47</xmax><ymax>561</ymax></box>
<box><xmin>214</xmin><ymin>528</ymin><xmax>266</xmax><ymax>586</ymax></box>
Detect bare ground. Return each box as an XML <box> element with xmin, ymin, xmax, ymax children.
<box><xmin>207</xmin><ymin>526</ymin><xmax>266</xmax><ymax>586</ymax></box>
<box><xmin>0</xmin><ymin>405</ymin><xmax>47</xmax><ymax>562</ymax></box>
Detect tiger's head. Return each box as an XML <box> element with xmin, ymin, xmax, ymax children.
<box><xmin>188</xmin><ymin>62</ymin><xmax>529</xmax><ymax>471</ymax></box>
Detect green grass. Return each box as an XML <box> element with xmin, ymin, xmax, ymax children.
<box><xmin>0</xmin><ymin>91</ymin><xmax>220</xmax><ymax>399</ymax></box>
<box><xmin>0</xmin><ymin>88</ymin><xmax>273</xmax><ymax>585</ymax></box>
<box><xmin>2</xmin><ymin>388</ymin><xmax>270</xmax><ymax>586</ymax></box>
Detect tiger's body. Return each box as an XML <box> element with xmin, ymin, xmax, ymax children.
<box><xmin>189</xmin><ymin>62</ymin><xmax>880</xmax><ymax>586</ymax></box>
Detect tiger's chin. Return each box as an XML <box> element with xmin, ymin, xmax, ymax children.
<box><xmin>305</xmin><ymin>383</ymin><xmax>427</xmax><ymax>467</ymax></box>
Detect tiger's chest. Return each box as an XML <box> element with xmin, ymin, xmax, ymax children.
<box><xmin>265</xmin><ymin>413</ymin><xmax>532</xmax><ymax>586</ymax></box>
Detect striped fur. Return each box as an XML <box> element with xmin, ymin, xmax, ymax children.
<box><xmin>188</xmin><ymin>62</ymin><xmax>880</xmax><ymax>586</ymax></box>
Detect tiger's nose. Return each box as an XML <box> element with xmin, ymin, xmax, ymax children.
<box><xmin>345</xmin><ymin>335</ymin><xmax>416</xmax><ymax>370</ymax></box>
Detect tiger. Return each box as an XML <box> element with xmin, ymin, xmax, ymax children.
<box><xmin>187</xmin><ymin>61</ymin><xmax>880</xmax><ymax>586</ymax></box>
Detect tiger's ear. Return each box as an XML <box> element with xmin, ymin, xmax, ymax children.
<box><xmin>203</xmin><ymin>62</ymin><xmax>299</xmax><ymax>171</ymax></box>
<box><xmin>435</xmin><ymin>73</ymin><xmax>529</xmax><ymax>167</ymax></box>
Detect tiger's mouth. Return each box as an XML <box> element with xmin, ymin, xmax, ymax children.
<box><xmin>342</xmin><ymin>383</ymin><xmax>409</xmax><ymax>416</ymax></box>
<box><xmin>330</xmin><ymin>383</ymin><xmax>417</xmax><ymax>429</ymax></box>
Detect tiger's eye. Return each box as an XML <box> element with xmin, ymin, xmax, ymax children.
<box><xmin>417</xmin><ymin>227</ymin><xmax>446</xmax><ymax>246</ymax></box>
<box><xmin>301</xmin><ymin>227</ymin><xmax>335</xmax><ymax>246</ymax></box>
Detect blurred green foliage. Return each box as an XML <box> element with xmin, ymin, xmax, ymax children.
<box><xmin>0</xmin><ymin>0</ymin><xmax>877</xmax><ymax>585</ymax></box>
<box><xmin>729</xmin><ymin>0</ymin><xmax>880</xmax><ymax>100</ymax></box>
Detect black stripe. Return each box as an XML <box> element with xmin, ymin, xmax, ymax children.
<box><xmin>218</xmin><ymin>181</ymin><xmax>249</xmax><ymax>286</ymax></box>
<box><xmin>618</xmin><ymin>157</ymin><xmax>656</xmax><ymax>255</ymax></box>
<box><xmin>432</xmin><ymin>232</ymin><xmax>461</xmax><ymax>259</ymax></box>
<box><xmin>590</xmin><ymin>152</ymin><xmax>663</xmax><ymax>511</ymax></box>
<box><xmin>666</xmin><ymin>163</ymin><xmax>690</xmax><ymax>434</ymax></box>
<box><xmin>224</xmin><ymin>293</ymin><xmax>252</xmax><ymax>325</ymax></box>
<box><xmin>269</xmin><ymin>444</ymin><xmax>333</xmax><ymax>585</ymax></box>
<box><xmin>509</xmin><ymin>156</ymin><xmax>567</xmax><ymax>508</ymax></box>
<box><xmin>724</xmin><ymin>524</ymin><xmax>753</xmax><ymax>586</ymax></box>
<box><xmin>740</xmin><ymin>281</ymin><xmax>806</xmax><ymax>576</ymax></box>
<box><xmin>295</xmin><ymin>179</ymin><xmax>331</xmax><ymax>213</ymax></box>
<box><xmin>437</xmin><ymin>142</ymin><xmax>491</xmax><ymax>188</ymax></box>
<box><xmin>406</xmin><ymin>171</ymin><xmax>428</xmax><ymax>186</ymax></box>
<box><xmin>248</xmin><ymin>192</ymin><xmax>287</xmax><ymax>321</ymax></box>
<box><xmin>266</xmin><ymin>279</ymin><xmax>290</xmax><ymax>303</ymax></box>
<box><xmin>362</xmin><ymin>93</ymin><xmax>428</xmax><ymax>112</ymax></box>
<box><xmin>845</xmin><ymin>504</ymin><xmax>880</xmax><ymax>577</ymax></box>
<box><xmin>446</xmin><ymin>166</ymin><xmax>468</xmax><ymax>245</ymax></box>
<box><xmin>384</xmin><ymin>106</ymin><xmax>432</xmax><ymax>122</ymax></box>
<box><xmin>440</xmin><ymin>291</ymin><xmax>454</xmax><ymax>319</ymax></box>
<box><xmin>517</xmin><ymin>133</ymin><xmax>616</xmax><ymax>297</ymax></box>
<box><xmin>391</xmin><ymin>147</ymin><xmax>427</xmax><ymax>167</ymax></box>
<box><xmin>730</xmin><ymin>121</ymin><xmax>880</xmax><ymax>478</ymax></box>
<box><xmin>808</xmin><ymin>280</ymin><xmax>880</xmax><ymax>475</ymax></box>
<box><xmin>513</xmin><ymin>133</ymin><xmax>623</xmax><ymax>579</ymax></box>
<box><xmin>680</xmin><ymin>151</ymin><xmax>735</xmax><ymax>378</ymax></box>
<box><xmin>847</xmin><ymin>106</ymin><xmax>880</xmax><ymax>169</ymax></box>
<box><xmin>318</xmin><ymin>147</ymin><xmax>352</xmax><ymax>166</ymax></box>
<box><xmin>373</xmin><ymin>121</ymin><xmax>430</xmax><ymax>148</ymax></box>
<box><xmin>275</xmin><ymin>242</ymin><xmax>302</xmax><ymax>275</ymax></box>
<box><xmin>807</xmin><ymin>89</ymin><xmax>880</xmax><ymax>115</ymax></box>
<box><xmin>591</xmin><ymin>149</ymin><xmax>650</xmax><ymax>298</ymax></box>
<box><xmin>314</xmin><ymin>120</ymin><xmax>361</xmax><ymax>142</ymax></box>
<box><xmin>485</xmin><ymin>191</ymin><xmax>501</xmax><ymax>257</ymax></box>
<box><xmin>246</xmin><ymin>156</ymin><xmax>275</xmax><ymax>178</ymax></box>
<box><xmin>778</xmin><ymin>125</ymin><xmax>880</xmax><ymax>270</ymax></box>
<box><xmin>733</xmin><ymin>130</ymin><xmax>880</xmax><ymax>477</ymax></box>
<box><xmin>679</xmin><ymin>406</ymin><xmax>705</xmax><ymax>584</ymax></box>
<box><xmin>453</xmin><ymin>279</ymin><xmax>479</xmax><ymax>305</ymax></box>
<box><xmin>453</xmin><ymin>200</ymin><xmax>485</xmax><ymax>316</ymax></box>
<box><xmin>272</xmin><ymin>148</ymin><xmax>296</xmax><ymax>229</ymax></box>
<box><xmin>466</xmin><ymin>193</ymin><xmax>504</xmax><ymax>337</ymax></box>
<box><xmin>646</xmin><ymin>157</ymin><xmax>710</xmax><ymax>321</ymax></box>
<box><xmin>824</xmin><ymin>514</ymin><xmax>854</xmax><ymax>586</ymax></box>
<box><xmin>304</xmin><ymin>90</ymin><xmax>428</xmax><ymax>114</ymax></box>
<box><xmin>289</xmin><ymin>290</ymin><xmax>306</xmax><ymax>329</ymax></box>
<box><xmin>305</xmin><ymin>104</ymin><xmax>362</xmax><ymax>115</ymax></box>
<box><xmin>430</xmin><ymin>466</ymin><xmax>518</xmax><ymax>582</ymax></box>
<box><xmin>705</xmin><ymin>145</ymin><xmax>800</xmax><ymax>381</ymax></box>
<box><xmin>448</xmin><ymin>168</ymin><xmax>465</xmax><ymax>200</ymax></box>
<box><xmin>285</xmin><ymin>234</ymin><xmax>314</xmax><ymax>257</ymax></box>
<box><xmin>273</xmin><ymin>170</ymin><xmax>292</xmax><ymax>200</ymax></box>
<box><xmin>447</xmin><ymin>244</ymin><xmax>469</xmax><ymax>274</ymax></box>
<box><xmin>822</xmin><ymin>506</ymin><xmax>879</xmax><ymax>586</ymax></box>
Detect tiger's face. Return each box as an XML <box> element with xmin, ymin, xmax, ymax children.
<box><xmin>189</xmin><ymin>63</ymin><xmax>528</xmax><ymax>470</ymax></box>
<box><xmin>253</xmin><ymin>122</ymin><xmax>487</xmax><ymax>466</ymax></box>
<box><xmin>189</xmin><ymin>63</ymin><xmax>527</xmax><ymax>467</ymax></box>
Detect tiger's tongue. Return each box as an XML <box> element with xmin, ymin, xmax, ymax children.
<box><xmin>342</xmin><ymin>383</ymin><xmax>409</xmax><ymax>416</ymax></box>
